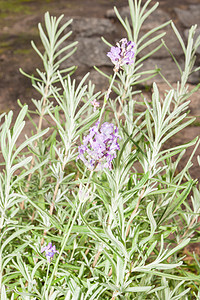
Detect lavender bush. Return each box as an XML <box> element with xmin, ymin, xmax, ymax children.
<box><xmin>0</xmin><ymin>0</ymin><xmax>200</xmax><ymax>299</ymax></box>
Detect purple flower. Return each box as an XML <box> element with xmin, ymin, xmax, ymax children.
<box><xmin>107</xmin><ymin>38</ymin><xmax>136</xmax><ymax>71</ymax></box>
<box><xmin>91</xmin><ymin>98</ymin><xmax>100</xmax><ymax>112</ymax></box>
<box><xmin>41</xmin><ymin>242</ymin><xmax>59</xmax><ymax>263</ymax></box>
<box><xmin>77</xmin><ymin>122</ymin><xmax>121</xmax><ymax>171</ymax></box>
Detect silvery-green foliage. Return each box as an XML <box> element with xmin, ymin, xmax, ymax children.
<box><xmin>0</xmin><ymin>106</ymin><xmax>48</xmax><ymax>230</ymax></box>
<box><xmin>0</xmin><ymin>0</ymin><xmax>200</xmax><ymax>299</ymax></box>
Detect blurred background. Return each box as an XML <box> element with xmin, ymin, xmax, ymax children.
<box><xmin>0</xmin><ymin>0</ymin><xmax>127</xmax><ymax>113</ymax></box>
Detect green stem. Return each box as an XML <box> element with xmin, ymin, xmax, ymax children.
<box><xmin>42</xmin><ymin>263</ymin><xmax>50</xmax><ymax>299</ymax></box>
<box><xmin>117</xmin><ymin>71</ymin><xmax>131</xmax><ymax>119</ymax></box>
<box><xmin>46</xmin><ymin>170</ymin><xmax>93</xmax><ymax>296</ymax></box>
<box><xmin>98</xmin><ymin>71</ymin><xmax>117</xmax><ymax>125</ymax></box>
<box><xmin>46</xmin><ymin>201</ymin><xmax>82</xmax><ymax>296</ymax></box>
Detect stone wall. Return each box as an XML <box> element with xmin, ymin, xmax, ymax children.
<box><xmin>59</xmin><ymin>4</ymin><xmax>200</xmax><ymax>89</ymax></box>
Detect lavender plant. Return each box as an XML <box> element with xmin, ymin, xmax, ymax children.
<box><xmin>0</xmin><ymin>0</ymin><xmax>200</xmax><ymax>299</ymax></box>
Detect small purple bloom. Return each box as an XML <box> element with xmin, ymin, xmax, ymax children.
<box><xmin>107</xmin><ymin>38</ymin><xmax>136</xmax><ymax>71</ymax></box>
<box><xmin>91</xmin><ymin>98</ymin><xmax>100</xmax><ymax>112</ymax></box>
<box><xmin>77</xmin><ymin>122</ymin><xmax>121</xmax><ymax>171</ymax></box>
<box><xmin>41</xmin><ymin>242</ymin><xmax>59</xmax><ymax>263</ymax></box>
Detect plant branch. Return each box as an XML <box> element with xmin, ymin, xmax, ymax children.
<box><xmin>126</xmin><ymin>185</ymin><xmax>146</xmax><ymax>237</ymax></box>
<box><xmin>20</xmin><ymin>83</ymin><xmax>50</xmax><ymax>210</ymax></box>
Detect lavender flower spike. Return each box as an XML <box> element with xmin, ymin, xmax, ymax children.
<box><xmin>41</xmin><ymin>242</ymin><xmax>59</xmax><ymax>263</ymax></box>
<box><xmin>77</xmin><ymin>121</ymin><xmax>121</xmax><ymax>171</ymax></box>
<box><xmin>107</xmin><ymin>38</ymin><xmax>136</xmax><ymax>71</ymax></box>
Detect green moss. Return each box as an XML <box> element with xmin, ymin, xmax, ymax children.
<box><xmin>0</xmin><ymin>0</ymin><xmax>75</xmax><ymax>21</ymax></box>
<box><xmin>0</xmin><ymin>40</ymin><xmax>12</xmax><ymax>48</ymax></box>
<box><xmin>0</xmin><ymin>34</ymin><xmax>35</xmax><ymax>56</ymax></box>
<box><xmin>13</xmin><ymin>48</ymin><xmax>33</xmax><ymax>55</ymax></box>
<box><xmin>0</xmin><ymin>0</ymin><xmax>55</xmax><ymax>17</ymax></box>
<box><xmin>0</xmin><ymin>0</ymin><xmax>32</xmax><ymax>17</ymax></box>
<box><xmin>0</xmin><ymin>40</ymin><xmax>12</xmax><ymax>54</ymax></box>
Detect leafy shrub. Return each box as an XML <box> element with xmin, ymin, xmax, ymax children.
<box><xmin>0</xmin><ymin>0</ymin><xmax>200</xmax><ymax>299</ymax></box>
